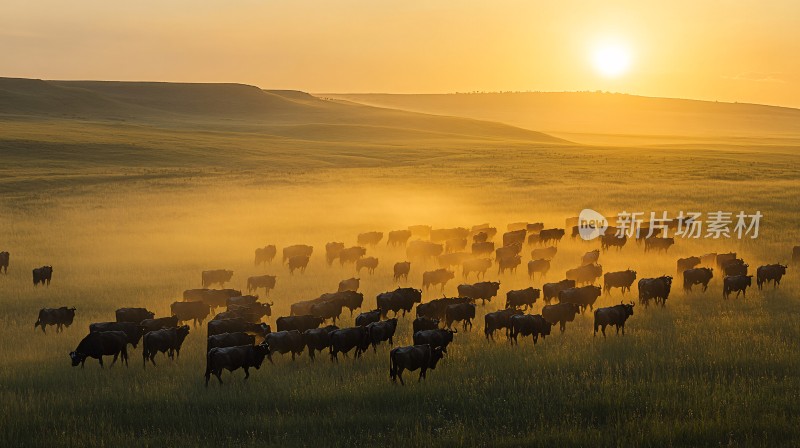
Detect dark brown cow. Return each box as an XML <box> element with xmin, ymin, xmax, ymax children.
<box><xmin>366</xmin><ymin>318</ymin><xmax>398</xmax><ymax>352</ymax></box>
<box><xmin>310</xmin><ymin>300</ymin><xmax>345</xmax><ymax>324</ymax></box>
<box><xmin>183</xmin><ymin>289</ymin><xmax>242</xmax><ymax>310</ymax></box>
<box><xmin>0</xmin><ymin>251</ymin><xmax>8</xmax><ymax>274</ymax></box>
<box><xmin>202</xmin><ymin>270</ymin><xmax>233</xmax><ymax>288</ymax></box>
<box><xmin>430</xmin><ymin>228</ymin><xmax>469</xmax><ymax>243</ymax></box>
<box><xmin>722</xmin><ymin>259</ymin><xmax>748</xmax><ymax>277</ymax></box>
<box><xmin>539</xmin><ymin>228</ymin><xmax>566</xmax><ymax>245</ymax></box>
<box><xmin>445</xmin><ymin>238</ymin><xmax>468</xmax><ymax>253</ymax></box>
<box><xmin>356</xmin><ymin>257</ymin><xmax>379</xmax><ymax>275</ymax></box>
<box><xmin>254</xmin><ymin>245</ymin><xmax>277</xmax><ymax>266</ymax></box>
<box><xmin>247</xmin><ymin>275</ymin><xmax>276</xmax><ymax>295</ymax></box>
<box><xmin>757</xmin><ymin>264</ymin><xmax>788</xmax><ymax>290</ymax></box>
<box><xmin>497</xmin><ymin>254</ymin><xmax>521</xmax><ymax>274</ymax></box>
<box><xmin>339</xmin><ymin>246</ymin><xmax>367</xmax><ymax>265</ymax></box>
<box><xmin>207</xmin><ymin>318</ymin><xmax>270</xmax><ymax>337</ymax></box>
<box><xmin>644</xmin><ymin>237</ymin><xmax>675</xmax><ymax>252</ymax></box>
<box><xmin>700</xmin><ymin>253</ymin><xmax>717</xmax><ymax>267</ymax></box>
<box><xmin>603</xmin><ymin>270</ymin><xmax>637</xmax><ymax>295</ymax></box>
<box><xmin>528</xmin><ymin>259</ymin><xmax>550</xmax><ymax>279</ymax></box>
<box><xmin>438</xmin><ymin>252</ymin><xmax>473</xmax><ymax>269</ymax></box>
<box><xmin>566</xmin><ymin>263</ymin><xmax>603</xmax><ymax>285</ymax></box>
<box><xmin>581</xmin><ymin>250</ymin><xmax>600</xmax><ymax>266</ymax></box>
<box><xmin>115</xmin><ymin>307</ymin><xmax>154</xmax><ymax>324</ymax></box>
<box><xmin>542</xmin><ymin>302</ymin><xmax>581</xmax><ymax>333</ymax></box>
<box><xmin>140</xmin><ymin>316</ymin><xmax>179</xmax><ymax>333</ymax></box>
<box><xmin>542</xmin><ymin>279</ymin><xmax>576</xmax><ymax>304</ymax></box>
<box><xmin>338</xmin><ymin>277</ymin><xmax>360</xmax><ymax>292</ymax></box>
<box><xmin>264</xmin><ymin>330</ymin><xmax>305</xmax><ymax>361</ymax></box>
<box><xmin>325</xmin><ymin>242</ymin><xmax>345</xmax><ymax>265</ymax></box>
<box><xmin>683</xmin><ymin>268</ymin><xmax>713</xmax><ymax>292</ymax></box>
<box><xmin>32</xmin><ymin>266</ymin><xmax>53</xmax><ymax>286</ymax></box>
<box><xmin>463</xmin><ymin>258</ymin><xmax>492</xmax><ymax>279</ymax></box>
<box><xmin>357</xmin><ymin>231</ymin><xmax>383</xmax><ymax>246</ymax></box>
<box><xmin>170</xmin><ymin>301</ymin><xmax>211</xmax><ymax>327</ymax></box>
<box><xmin>408</xmin><ymin>225</ymin><xmax>432</xmax><ymax>239</ymax></box>
<box><xmin>484</xmin><ymin>308</ymin><xmax>522</xmax><ymax>341</ymax></box>
<box><xmin>505</xmin><ymin>287</ymin><xmax>541</xmax><ymax>310</ymax></box>
<box><xmin>503</xmin><ymin>229</ymin><xmax>527</xmax><ymax>247</ymax></box>
<box><xmin>393</xmin><ymin>261</ymin><xmax>411</xmax><ymax>281</ymax></box>
<box><xmin>412</xmin><ymin>329</ymin><xmax>455</xmax><ymax>352</ymax></box>
<box><xmin>472</xmin><ymin>241</ymin><xmax>495</xmax><ymax>257</ymax></box>
<box><xmin>329</xmin><ymin>326</ymin><xmax>371</xmax><ymax>361</ymax></box>
<box><xmin>715</xmin><ymin>252</ymin><xmax>738</xmax><ymax>270</ymax></box>
<box><xmin>142</xmin><ymin>326</ymin><xmax>190</xmax><ymax>368</ymax></box>
<box><xmin>387</xmin><ymin>230</ymin><xmax>412</xmax><ymax>247</ymax></box>
<box><xmin>445</xmin><ymin>303</ymin><xmax>476</xmax><ymax>331</ymax></box>
<box><xmin>276</xmin><ymin>315</ymin><xmax>323</xmax><ymax>333</ymax></box>
<box><xmin>458</xmin><ymin>281</ymin><xmax>501</xmax><ymax>305</ymax></box>
<box><xmin>70</xmin><ymin>331</ymin><xmax>128</xmax><ymax>368</ymax></box>
<box><xmin>422</xmin><ymin>268</ymin><xmax>455</xmax><ymax>291</ymax></box>
<box><xmin>594</xmin><ymin>303</ymin><xmax>635</xmax><ymax>337</ymax></box>
<box><xmin>90</xmin><ymin>322</ymin><xmax>145</xmax><ymax>348</ymax></box>
<box><xmin>35</xmin><ymin>307</ymin><xmax>76</xmax><ymax>333</ymax></box>
<box><xmin>407</xmin><ymin>241</ymin><xmax>444</xmax><ymax>260</ymax></box>
<box><xmin>412</xmin><ymin>317</ymin><xmax>440</xmax><ymax>334</ymax></box>
<box><xmin>638</xmin><ymin>276</ymin><xmax>673</xmax><ymax>307</ymax></box>
<box><xmin>288</xmin><ymin>255</ymin><xmax>310</xmax><ymax>274</ymax></box>
<box><xmin>205</xmin><ymin>344</ymin><xmax>270</xmax><ymax>386</ymax></box>
<box><xmin>600</xmin><ymin>234</ymin><xmax>627</xmax><ymax>251</ymax></box>
<box><xmin>302</xmin><ymin>325</ymin><xmax>339</xmax><ymax>360</ymax></box>
<box><xmin>389</xmin><ymin>344</ymin><xmax>445</xmax><ymax>385</ymax></box>
<box><xmin>495</xmin><ymin>243</ymin><xmax>522</xmax><ymax>260</ymax></box>
<box><xmin>473</xmin><ymin>232</ymin><xmax>489</xmax><ymax>244</ymax></box>
<box><xmin>558</xmin><ymin>286</ymin><xmax>602</xmax><ymax>313</ymax></box>
<box><xmin>509</xmin><ymin>314</ymin><xmax>552</xmax><ymax>345</ymax></box>
<box><xmin>416</xmin><ymin>297</ymin><xmax>471</xmax><ymax>320</ymax></box>
<box><xmin>355</xmin><ymin>309</ymin><xmax>381</xmax><ymax>327</ymax></box>
<box><xmin>377</xmin><ymin>288</ymin><xmax>422</xmax><ymax>318</ymax></box>
<box><xmin>283</xmin><ymin>244</ymin><xmax>313</xmax><ymax>264</ymax></box>
<box><xmin>207</xmin><ymin>332</ymin><xmax>255</xmax><ymax>352</ymax></box>
<box><xmin>677</xmin><ymin>256</ymin><xmax>701</xmax><ymax>277</ymax></box>
<box><xmin>531</xmin><ymin>246</ymin><xmax>557</xmax><ymax>260</ymax></box>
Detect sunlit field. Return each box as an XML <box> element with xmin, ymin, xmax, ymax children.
<box><xmin>1</xmin><ymin>128</ymin><xmax>799</xmax><ymax>447</ymax></box>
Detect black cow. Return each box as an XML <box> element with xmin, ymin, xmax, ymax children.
<box><xmin>171</xmin><ymin>301</ymin><xmax>211</xmax><ymax>327</ymax></box>
<box><xmin>393</xmin><ymin>262</ymin><xmax>411</xmax><ymax>281</ymax></box>
<box><xmin>757</xmin><ymin>264</ymin><xmax>788</xmax><ymax>289</ymax></box>
<box><xmin>457</xmin><ymin>281</ymin><xmax>501</xmax><ymax>305</ymax></box>
<box><xmin>247</xmin><ymin>275</ymin><xmax>277</xmax><ymax>295</ymax></box>
<box><xmin>542</xmin><ymin>279</ymin><xmax>576</xmax><ymax>304</ymax></box>
<box><xmin>329</xmin><ymin>326</ymin><xmax>371</xmax><ymax>361</ymax></box>
<box><xmin>140</xmin><ymin>316</ymin><xmax>179</xmax><ymax>333</ymax></box>
<box><xmin>683</xmin><ymin>268</ymin><xmax>713</xmax><ymax>292</ymax></box>
<box><xmin>603</xmin><ymin>270</ymin><xmax>637</xmax><ymax>295</ymax></box>
<box><xmin>35</xmin><ymin>307</ymin><xmax>76</xmax><ymax>333</ymax></box>
<box><xmin>116</xmin><ymin>307</ymin><xmax>155</xmax><ymax>324</ymax></box>
<box><xmin>32</xmin><ymin>266</ymin><xmax>53</xmax><ymax>286</ymax></box>
<box><xmin>445</xmin><ymin>303</ymin><xmax>476</xmax><ymax>331</ymax></box>
<box><xmin>208</xmin><ymin>318</ymin><xmax>270</xmax><ymax>337</ymax></box>
<box><xmin>90</xmin><ymin>322</ymin><xmax>145</xmax><ymax>348</ymax></box>
<box><xmin>288</xmin><ymin>255</ymin><xmax>310</xmax><ymax>274</ymax></box>
<box><xmin>207</xmin><ymin>332</ymin><xmax>255</xmax><ymax>352</ymax></box>
<box><xmin>302</xmin><ymin>325</ymin><xmax>339</xmax><ymax>360</ymax></box>
<box><xmin>376</xmin><ymin>288</ymin><xmax>422</xmax><ymax>318</ymax></box>
<box><xmin>142</xmin><ymin>326</ymin><xmax>190</xmax><ymax>367</ymax></box>
<box><xmin>503</xmin><ymin>229</ymin><xmax>527</xmax><ymax>247</ymax></box>
<box><xmin>723</xmin><ymin>275</ymin><xmax>752</xmax><ymax>299</ymax></box>
<box><xmin>416</xmin><ymin>297</ymin><xmax>471</xmax><ymax>320</ymax></box>
<box><xmin>566</xmin><ymin>263</ymin><xmax>603</xmax><ymax>285</ymax></box>
<box><xmin>539</xmin><ymin>228</ymin><xmax>565</xmax><ymax>245</ymax></box>
<box><xmin>638</xmin><ymin>276</ymin><xmax>672</xmax><ymax>307</ymax></box>
<box><xmin>677</xmin><ymin>256</ymin><xmax>701</xmax><ymax>277</ymax></box>
<box><xmin>0</xmin><ymin>251</ymin><xmax>8</xmax><ymax>274</ymax></box>
<box><xmin>505</xmin><ymin>287</ymin><xmax>541</xmax><ymax>310</ymax></box>
<box><xmin>484</xmin><ymin>309</ymin><xmax>523</xmax><ymax>341</ymax></box>
<box><xmin>205</xmin><ymin>344</ymin><xmax>270</xmax><ymax>386</ymax></box>
<box><xmin>472</xmin><ymin>241</ymin><xmax>495</xmax><ymax>257</ymax></box>
<box><xmin>254</xmin><ymin>245</ymin><xmax>277</xmax><ymax>266</ymax></box>
<box><xmin>387</xmin><ymin>230</ymin><xmax>412</xmax><ymax>247</ymax></box>
<box><xmin>276</xmin><ymin>315</ymin><xmax>323</xmax><ymax>333</ymax></box>
<box><xmin>600</xmin><ymin>234</ymin><xmax>627</xmax><ymax>251</ymax></box>
<box><xmin>542</xmin><ymin>303</ymin><xmax>581</xmax><ymax>333</ymax></box>
<box><xmin>413</xmin><ymin>329</ymin><xmax>456</xmax><ymax>353</ymax></box>
<box><xmin>325</xmin><ymin>242</ymin><xmax>345</xmax><ymax>265</ymax></box>
<box><xmin>509</xmin><ymin>314</ymin><xmax>553</xmax><ymax>345</ymax></box>
<box><xmin>183</xmin><ymin>289</ymin><xmax>242</xmax><ymax>310</ymax></box>
<box><xmin>722</xmin><ymin>259</ymin><xmax>749</xmax><ymax>277</ymax></box>
<box><xmin>264</xmin><ymin>330</ymin><xmax>305</xmax><ymax>361</ymax></box>
<box><xmin>594</xmin><ymin>303</ymin><xmax>635</xmax><ymax>337</ymax></box>
<box><xmin>70</xmin><ymin>331</ymin><xmax>128</xmax><ymax>368</ymax></box>
<box><xmin>558</xmin><ymin>285</ymin><xmax>602</xmax><ymax>313</ymax></box>
<box><xmin>644</xmin><ymin>237</ymin><xmax>675</xmax><ymax>252</ymax></box>
<box><xmin>366</xmin><ymin>318</ymin><xmax>398</xmax><ymax>352</ymax></box>
<box><xmin>355</xmin><ymin>309</ymin><xmax>381</xmax><ymax>327</ymax></box>
<box><xmin>202</xmin><ymin>269</ymin><xmax>234</xmax><ymax>288</ymax></box>
<box><xmin>412</xmin><ymin>317</ymin><xmax>440</xmax><ymax>333</ymax></box>
<box><xmin>527</xmin><ymin>259</ymin><xmax>550</xmax><ymax>279</ymax></box>
<box><xmin>389</xmin><ymin>344</ymin><xmax>446</xmax><ymax>385</ymax></box>
<box><xmin>310</xmin><ymin>300</ymin><xmax>345</xmax><ymax>325</ymax></box>
<box><xmin>715</xmin><ymin>252</ymin><xmax>738</xmax><ymax>269</ymax></box>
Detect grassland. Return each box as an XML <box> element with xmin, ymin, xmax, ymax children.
<box><xmin>1</xmin><ymin>80</ymin><xmax>799</xmax><ymax>447</ymax></box>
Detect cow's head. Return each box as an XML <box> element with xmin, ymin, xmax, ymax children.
<box><xmin>428</xmin><ymin>345</ymin><xmax>445</xmax><ymax>369</ymax></box>
<box><xmin>69</xmin><ymin>351</ymin><xmax>86</xmax><ymax>367</ymax></box>
<box><xmin>252</xmin><ymin>343</ymin><xmax>270</xmax><ymax>369</ymax></box>
<box><xmin>624</xmin><ymin>301</ymin><xmax>635</xmax><ymax>316</ymax></box>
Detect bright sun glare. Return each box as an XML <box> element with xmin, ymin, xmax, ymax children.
<box><xmin>592</xmin><ymin>43</ymin><xmax>632</xmax><ymax>78</ymax></box>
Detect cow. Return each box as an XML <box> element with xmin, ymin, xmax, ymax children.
<box><xmin>757</xmin><ymin>264</ymin><xmax>788</xmax><ymax>290</ymax></box>
<box><xmin>542</xmin><ymin>302</ymin><xmax>581</xmax><ymax>333</ymax></box>
<box><xmin>412</xmin><ymin>317</ymin><xmax>440</xmax><ymax>334</ymax></box>
<box><xmin>356</xmin><ymin>256</ymin><xmax>379</xmax><ymax>274</ymax></box>
<box><xmin>276</xmin><ymin>315</ymin><xmax>323</xmax><ymax>333</ymax></box>
<box><xmin>325</xmin><ymin>242</ymin><xmax>345</xmax><ymax>265</ymax></box>
<box><xmin>142</xmin><ymin>326</ymin><xmax>190</xmax><ymax>368</ymax></box>
<box><xmin>408</xmin><ymin>225</ymin><xmax>432</xmax><ymax>239</ymax></box>
<box><xmin>32</xmin><ymin>266</ymin><xmax>53</xmax><ymax>286</ymax></box>
<box><xmin>566</xmin><ymin>263</ymin><xmax>603</xmax><ymax>285</ymax></box>
<box><xmin>170</xmin><ymin>301</ymin><xmax>211</xmax><ymax>327</ymax></box>
<box><xmin>430</xmin><ymin>228</ymin><xmax>469</xmax><ymax>243</ymax></box>
<box><xmin>207</xmin><ymin>332</ymin><xmax>255</xmax><ymax>353</ymax></box>
<box><xmin>0</xmin><ymin>251</ymin><xmax>8</xmax><ymax>274</ymax></box>
<box><xmin>700</xmin><ymin>253</ymin><xmax>718</xmax><ymax>267</ymax></box>
<box><xmin>472</xmin><ymin>225</ymin><xmax>497</xmax><ymax>239</ymax></box>
<box><xmin>542</xmin><ymin>279</ymin><xmax>576</xmax><ymax>304</ymax></box>
<box><xmin>473</xmin><ymin>232</ymin><xmax>489</xmax><ymax>244</ymax></box>
<box><xmin>226</xmin><ymin>295</ymin><xmax>259</xmax><ymax>307</ymax></box>
<box><xmin>505</xmin><ymin>287</ymin><xmax>541</xmax><ymax>310</ymax></box>
<box><xmin>140</xmin><ymin>316</ymin><xmax>179</xmax><ymax>333</ymax></box>
<box><xmin>600</xmin><ymin>234</ymin><xmax>627</xmax><ymax>251</ymax></box>
<box><xmin>502</xmin><ymin>229</ymin><xmax>527</xmax><ymax>247</ymax></box>
<box><xmin>458</xmin><ymin>281</ymin><xmax>501</xmax><ymax>305</ymax></box>
<box><xmin>438</xmin><ymin>252</ymin><xmax>473</xmax><ymax>269</ymax></box>
<box><xmin>302</xmin><ymin>325</ymin><xmax>339</xmax><ymax>360</ymax></box>
<box><xmin>291</xmin><ymin>296</ymin><xmax>331</xmax><ymax>316</ymax></box>
<box><xmin>407</xmin><ymin>241</ymin><xmax>444</xmax><ymax>260</ymax></box>
<box><xmin>338</xmin><ymin>277</ymin><xmax>360</xmax><ymax>293</ymax></box>
<box><xmin>445</xmin><ymin>302</ymin><xmax>476</xmax><ymax>331</ymax></box>
<box><xmin>638</xmin><ymin>276</ymin><xmax>673</xmax><ymax>307</ymax></box>
<box><xmin>528</xmin><ymin>259</ymin><xmax>550</xmax><ymax>279</ymax></box>
<box><xmin>202</xmin><ymin>269</ymin><xmax>233</xmax><ymax>288</ymax></box>
<box><xmin>387</xmin><ymin>230</ymin><xmax>412</xmax><ymax>247</ymax></box>
<box><xmin>90</xmin><ymin>322</ymin><xmax>145</xmax><ymax>348</ymax></box>
<box><xmin>509</xmin><ymin>314</ymin><xmax>553</xmax><ymax>345</ymax></box>
<box><xmin>393</xmin><ymin>262</ymin><xmax>411</xmax><ymax>281</ymax></box>
<box><xmin>226</xmin><ymin>302</ymin><xmax>272</xmax><ymax>322</ymax></box>
<box><xmin>497</xmin><ymin>255</ymin><xmax>521</xmax><ymax>274</ymax></box>
<box><xmin>445</xmin><ymin>238</ymin><xmax>468</xmax><ymax>253</ymax></box>
<box><xmin>716</xmin><ymin>252</ymin><xmax>738</xmax><ymax>270</ymax></box>
<box><xmin>722</xmin><ymin>259</ymin><xmax>748</xmax><ymax>277</ymax></box>
<box><xmin>472</xmin><ymin>241</ymin><xmax>495</xmax><ymax>257</ymax></box>
<box><xmin>539</xmin><ymin>228</ymin><xmax>566</xmax><ymax>245</ymax></box>
<box><xmin>581</xmin><ymin>250</ymin><xmax>600</xmax><ymax>266</ymax></box>
<box><xmin>683</xmin><ymin>268</ymin><xmax>714</xmax><ymax>292</ymax></box>
<box><xmin>484</xmin><ymin>308</ymin><xmax>523</xmax><ymax>341</ymax></box>
<box><xmin>183</xmin><ymin>289</ymin><xmax>242</xmax><ymax>310</ymax></box>
<box><xmin>507</xmin><ymin>222</ymin><xmax>528</xmax><ymax>231</ymax></box>
<box><xmin>531</xmin><ymin>246</ymin><xmax>557</xmax><ymax>260</ymax></box>
<box><xmin>722</xmin><ymin>275</ymin><xmax>758</xmax><ymax>299</ymax></box>
<box><xmin>205</xmin><ymin>344</ymin><xmax>270</xmax><ymax>386</ymax></box>
<box><xmin>366</xmin><ymin>318</ymin><xmax>398</xmax><ymax>352</ymax></box>
<box><xmin>355</xmin><ymin>309</ymin><xmax>381</xmax><ymax>327</ymax></box>
<box><xmin>70</xmin><ymin>331</ymin><xmax>129</xmax><ymax>368</ymax></box>
<box><xmin>594</xmin><ymin>303</ymin><xmax>635</xmax><ymax>337</ymax></box>
<box><xmin>463</xmin><ymin>258</ymin><xmax>492</xmax><ymax>279</ymax></box>
<box><xmin>115</xmin><ymin>307</ymin><xmax>154</xmax><ymax>323</ymax></box>
<box><xmin>282</xmin><ymin>244</ymin><xmax>313</xmax><ymax>264</ymax></box>
<box><xmin>324</xmin><ymin>290</ymin><xmax>364</xmax><ymax>316</ymax></box>
<box><xmin>288</xmin><ymin>255</ymin><xmax>310</xmax><ymax>274</ymax></box>
<box><xmin>247</xmin><ymin>275</ymin><xmax>276</xmax><ymax>295</ymax></box>
<box><xmin>644</xmin><ymin>237</ymin><xmax>675</xmax><ymax>252</ymax></box>
<box><xmin>377</xmin><ymin>288</ymin><xmax>422</xmax><ymax>318</ymax></box>
<box><xmin>422</xmin><ymin>269</ymin><xmax>455</xmax><ymax>291</ymax></box>
<box><xmin>416</xmin><ymin>297</ymin><xmax>472</xmax><ymax>320</ymax></box>
<box><xmin>329</xmin><ymin>326</ymin><xmax>371</xmax><ymax>361</ymax></box>
<box><xmin>603</xmin><ymin>270</ymin><xmax>637</xmax><ymax>295</ymax></box>
<box><xmin>389</xmin><ymin>344</ymin><xmax>445</xmax><ymax>385</ymax></box>
<box><xmin>528</xmin><ymin>223</ymin><xmax>544</xmax><ymax>233</ymax></box>
<box><xmin>254</xmin><ymin>245</ymin><xmax>277</xmax><ymax>266</ymax></box>
<box><xmin>264</xmin><ymin>330</ymin><xmax>305</xmax><ymax>361</ymax></box>
<box><xmin>496</xmin><ymin>243</ymin><xmax>522</xmax><ymax>261</ymax></box>
<box><xmin>677</xmin><ymin>256</ymin><xmax>702</xmax><ymax>277</ymax></box>
<box><xmin>558</xmin><ymin>286</ymin><xmax>602</xmax><ymax>313</ymax></box>
<box><xmin>208</xmin><ymin>318</ymin><xmax>270</xmax><ymax>337</ymax></box>
<box><xmin>310</xmin><ymin>300</ymin><xmax>345</xmax><ymax>324</ymax></box>
<box><xmin>527</xmin><ymin>233</ymin><xmax>541</xmax><ymax>246</ymax></box>
<box><xmin>413</xmin><ymin>329</ymin><xmax>456</xmax><ymax>352</ymax></box>
<box><xmin>35</xmin><ymin>307</ymin><xmax>76</xmax><ymax>333</ymax></box>
<box><xmin>357</xmin><ymin>231</ymin><xmax>383</xmax><ymax>246</ymax></box>
<box><xmin>340</xmin><ymin>246</ymin><xmax>367</xmax><ymax>265</ymax></box>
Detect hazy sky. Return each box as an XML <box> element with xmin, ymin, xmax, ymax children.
<box><xmin>2</xmin><ymin>0</ymin><xmax>798</xmax><ymax>107</ymax></box>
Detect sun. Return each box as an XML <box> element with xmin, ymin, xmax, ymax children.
<box><xmin>592</xmin><ymin>42</ymin><xmax>632</xmax><ymax>78</ymax></box>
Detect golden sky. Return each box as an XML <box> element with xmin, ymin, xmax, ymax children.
<box><xmin>1</xmin><ymin>0</ymin><xmax>798</xmax><ymax>107</ymax></box>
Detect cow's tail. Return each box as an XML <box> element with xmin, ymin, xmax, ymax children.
<box><xmin>389</xmin><ymin>349</ymin><xmax>397</xmax><ymax>381</ymax></box>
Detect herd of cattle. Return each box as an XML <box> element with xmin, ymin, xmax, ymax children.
<box><xmin>12</xmin><ymin>221</ymin><xmax>799</xmax><ymax>386</ymax></box>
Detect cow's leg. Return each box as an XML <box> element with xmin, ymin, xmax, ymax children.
<box><xmin>111</xmin><ymin>353</ymin><xmax>118</xmax><ymax>367</ymax></box>
<box><xmin>397</xmin><ymin>369</ymin><xmax>405</xmax><ymax>386</ymax></box>
<box><xmin>601</xmin><ymin>325</ymin><xmax>607</xmax><ymax>338</ymax></box>
<box><xmin>98</xmin><ymin>356</ymin><xmax>104</xmax><ymax>368</ymax></box>
<box><xmin>419</xmin><ymin>368</ymin><xmax>426</xmax><ymax>381</ymax></box>
<box><xmin>215</xmin><ymin>369</ymin><xmax>223</xmax><ymax>384</ymax></box>
<box><xmin>243</xmin><ymin>367</ymin><xmax>250</xmax><ymax>379</ymax></box>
